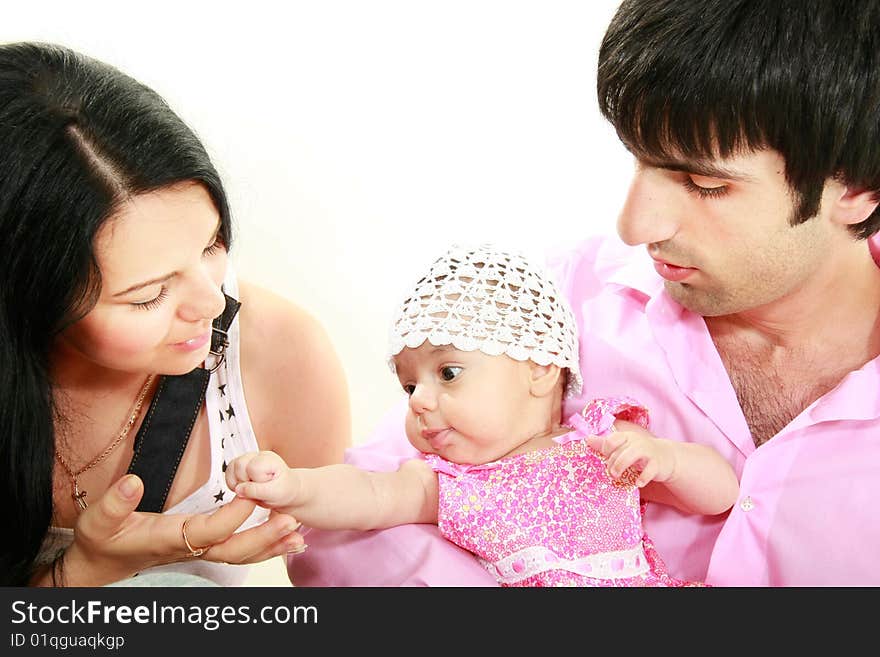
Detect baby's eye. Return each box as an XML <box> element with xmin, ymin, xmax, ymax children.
<box><xmin>402</xmin><ymin>384</ymin><xmax>416</xmax><ymax>395</ymax></box>
<box><xmin>439</xmin><ymin>366</ymin><xmax>463</xmax><ymax>382</ymax></box>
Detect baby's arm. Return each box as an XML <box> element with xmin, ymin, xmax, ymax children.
<box><xmin>586</xmin><ymin>420</ymin><xmax>739</xmax><ymax>516</ymax></box>
<box><xmin>226</xmin><ymin>451</ymin><xmax>439</xmax><ymax>530</ymax></box>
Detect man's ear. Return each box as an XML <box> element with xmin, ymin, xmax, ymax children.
<box><xmin>827</xmin><ymin>180</ymin><xmax>880</xmax><ymax>226</ymax></box>
<box><xmin>529</xmin><ymin>362</ymin><xmax>562</xmax><ymax>397</ymax></box>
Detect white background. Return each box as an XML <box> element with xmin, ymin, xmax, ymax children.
<box><xmin>3</xmin><ymin>0</ymin><xmax>630</xmax><ymax>449</ymax></box>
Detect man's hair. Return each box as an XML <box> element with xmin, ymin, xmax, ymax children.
<box><xmin>598</xmin><ymin>0</ymin><xmax>880</xmax><ymax>239</ymax></box>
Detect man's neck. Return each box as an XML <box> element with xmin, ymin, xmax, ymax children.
<box><xmin>707</xmin><ymin>239</ymin><xmax>880</xmax><ymax>358</ymax></box>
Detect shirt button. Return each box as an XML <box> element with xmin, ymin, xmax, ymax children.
<box><xmin>740</xmin><ymin>496</ymin><xmax>755</xmax><ymax>512</ymax></box>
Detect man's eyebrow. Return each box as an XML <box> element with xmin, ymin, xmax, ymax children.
<box><xmin>642</xmin><ymin>156</ymin><xmax>756</xmax><ymax>182</ymax></box>
<box><xmin>112</xmin><ymin>273</ymin><xmax>176</xmax><ymax>297</ymax></box>
<box><xmin>620</xmin><ymin>139</ymin><xmax>755</xmax><ymax>181</ymax></box>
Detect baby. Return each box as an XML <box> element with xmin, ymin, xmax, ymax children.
<box><xmin>227</xmin><ymin>244</ymin><xmax>739</xmax><ymax>586</ymax></box>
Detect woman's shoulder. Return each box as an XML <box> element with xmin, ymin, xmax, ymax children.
<box><xmin>235</xmin><ymin>279</ymin><xmax>341</xmax><ymax>390</ymax></box>
<box><xmin>236</xmin><ymin>280</ymin><xmax>326</xmax><ymax>351</ymax></box>
<box><xmin>234</xmin><ymin>279</ymin><xmax>350</xmax><ymax>463</ymax></box>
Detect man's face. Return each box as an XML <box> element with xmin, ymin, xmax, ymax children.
<box><xmin>616</xmin><ymin>147</ymin><xmax>836</xmax><ymax>317</ymax></box>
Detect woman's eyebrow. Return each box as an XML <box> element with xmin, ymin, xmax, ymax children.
<box><xmin>112</xmin><ymin>273</ymin><xmax>176</xmax><ymax>297</ymax></box>
<box><xmin>113</xmin><ymin>218</ymin><xmax>221</xmax><ymax>297</ymax></box>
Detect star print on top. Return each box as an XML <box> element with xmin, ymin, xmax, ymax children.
<box><xmin>34</xmin><ymin>264</ymin><xmax>268</xmax><ymax>586</ymax></box>
<box><xmin>134</xmin><ymin>264</ymin><xmax>269</xmax><ymax>586</ymax></box>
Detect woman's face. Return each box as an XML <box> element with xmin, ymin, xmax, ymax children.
<box><xmin>58</xmin><ymin>182</ymin><xmax>228</xmax><ymax>376</ymax></box>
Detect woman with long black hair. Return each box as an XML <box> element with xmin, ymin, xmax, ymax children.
<box><xmin>0</xmin><ymin>42</ymin><xmax>350</xmax><ymax>586</ymax></box>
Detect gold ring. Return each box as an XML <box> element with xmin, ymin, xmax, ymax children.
<box><xmin>181</xmin><ymin>516</ymin><xmax>211</xmax><ymax>558</ymax></box>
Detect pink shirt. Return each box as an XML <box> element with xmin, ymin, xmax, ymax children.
<box><xmin>291</xmin><ymin>235</ymin><xmax>880</xmax><ymax>586</ymax></box>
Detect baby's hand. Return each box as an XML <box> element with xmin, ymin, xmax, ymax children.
<box><xmin>225</xmin><ymin>451</ymin><xmax>299</xmax><ymax>510</ymax></box>
<box><xmin>585</xmin><ymin>420</ymin><xmax>676</xmax><ymax>488</ymax></box>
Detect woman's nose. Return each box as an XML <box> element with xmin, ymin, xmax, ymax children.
<box><xmin>177</xmin><ymin>267</ymin><xmax>226</xmax><ymax>323</ymax></box>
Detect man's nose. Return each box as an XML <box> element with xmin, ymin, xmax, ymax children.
<box><xmin>616</xmin><ymin>168</ymin><xmax>680</xmax><ymax>246</ymax></box>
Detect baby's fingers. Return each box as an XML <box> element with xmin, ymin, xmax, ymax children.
<box><xmin>233</xmin><ymin>480</ymin><xmax>263</xmax><ymax>500</ymax></box>
<box><xmin>606</xmin><ymin>449</ymin><xmax>637</xmax><ymax>478</ymax></box>
<box><xmin>233</xmin><ymin>478</ymin><xmax>285</xmax><ymax>506</ymax></box>
<box><xmin>225</xmin><ymin>453</ymin><xmax>257</xmax><ymax>491</ymax></box>
<box><xmin>634</xmin><ymin>461</ymin><xmax>658</xmax><ymax>487</ymax></box>
<box><xmin>246</xmin><ymin>451</ymin><xmax>287</xmax><ymax>483</ymax></box>
<box><xmin>586</xmin><ymin>432</ymin><xmax>627</xmax><ymax>458</ymax></box>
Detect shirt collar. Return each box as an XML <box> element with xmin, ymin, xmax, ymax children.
<box><xmin>596</xmin><ymin>239</ymin><xmax>664</xmax><ymax>300</ymax></box>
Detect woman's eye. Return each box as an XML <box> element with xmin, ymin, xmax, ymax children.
<box><xmin>683</xmin><ymin>176</ymin><xmax>729</xmax><ymax>199</ymax></box>
<box><xmin>203</xmin><ymin>236</ymin><xmax>226</xmax><ymax>256</ymax></box>
<box><xmin>440</xmin><ymin>366</ymin><xmax>463</xmax><ymax>382</ymax></box>
<box><xmin>132</xmin><ymin>287</ymin><xmax>168</xmax><ymax>310</ymax></box>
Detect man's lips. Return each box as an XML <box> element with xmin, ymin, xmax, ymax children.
<box><xmin>651</xmin><ymin>257</ymin><xmax>697</xmax><ymax>283</ymax></box>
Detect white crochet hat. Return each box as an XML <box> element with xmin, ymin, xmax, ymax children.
<box><xmin>387</xmin><ymin>243</ymin><xmax>582</xmax><ymax>397</ymax></box>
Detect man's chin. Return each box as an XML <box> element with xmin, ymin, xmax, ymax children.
<box><xmin>664</xmin><ymin>282</ymin><xmax>736</xmax><ymax>317</ymax></box>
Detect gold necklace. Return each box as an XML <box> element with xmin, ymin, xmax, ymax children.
<box><xmin>55</xmin><ymin>374</ymin><xmax>155</xmax><ymax>511</ymax></box>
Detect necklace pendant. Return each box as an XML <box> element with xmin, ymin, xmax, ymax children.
<box><xmin>72</xmin><ymin>480</ymin><xmax>88</xmax><ymax>511</ymax></box>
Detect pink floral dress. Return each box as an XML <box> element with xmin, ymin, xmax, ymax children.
<box><xmin>423</xmin><ymin>397</ymin><xmax>700</xmax><ymax>587</ymax></box>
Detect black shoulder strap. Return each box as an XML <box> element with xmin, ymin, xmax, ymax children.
<box><xmin>126</xmin><ymin>293</ymin><xmax>241</xmax><ymax>513</ymax></box>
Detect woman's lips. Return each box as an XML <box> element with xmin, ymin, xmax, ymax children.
<box><xmin>652</xmin><ymin>259</ymin><xmax>697</xmax><ymax>283</ymax></box>
<box><xmin>171</xmin><ymin>331</ymin><xmax>211</xmax><ymax>352</ymax></box>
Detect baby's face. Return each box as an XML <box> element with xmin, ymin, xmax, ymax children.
<box><xmin>393</xmin><ymin>343</ymin><xmax>540</xmax><ymax>465</ymax></box>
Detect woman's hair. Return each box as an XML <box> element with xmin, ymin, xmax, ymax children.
<box><xmin>0</xmin><ymin>42</ymin><xmax>233</xmax><ymax>585</ymax></box>
<box><xmin>598</xmin><ymin>0</ymin><xmax>880</xmax><ymax>239</ymax></box>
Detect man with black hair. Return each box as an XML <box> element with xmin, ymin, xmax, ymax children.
<box><xmin>292</xmin><ymin>0</ymin><xmax>880</xmax><ymax>586</ymax></box>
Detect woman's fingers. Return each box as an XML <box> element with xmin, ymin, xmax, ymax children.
<box><xmin>172</xmin><ymin>496</ymin><xmax>257</xmax><ymax>559</ymax></box>
<box><xmin>79</xmin><ymin>473</ymin><xmax>303</xmax><ymax>567</ymax></box>
<box><xmin>78</xmin><ymin>474</ymin><xmax>144</xmax><ymax>539</ymax></box>
<box><xmin>204</xmin><ymin>511</ymin><xmax>303</xmax><ymax>564</ymax></box>
<box><xmin>243</xmin><ymin>535</ymin><xmax>307</xmax><ymax>565</ymax></box>
<box><xmin>232</xmin><ymin>514</ymin><xmax>308</xmax><ymax>564</ymax></box>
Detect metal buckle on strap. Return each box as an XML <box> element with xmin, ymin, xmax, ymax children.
<box><xmin>205</xmin><ymin>325</ymin><xmax>229</xmax><ymax>373</ymax></box>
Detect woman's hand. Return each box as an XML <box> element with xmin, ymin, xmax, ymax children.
<box><xmin>58</xmin><ymin>474</ymin><xmax>305</xmax><ymax>586</ymax></box>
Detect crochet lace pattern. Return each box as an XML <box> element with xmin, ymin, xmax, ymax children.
<box><xmin>387</xmin><ymin>243</ymin><xmax>582</xmax><ymax>397</ymax></box>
